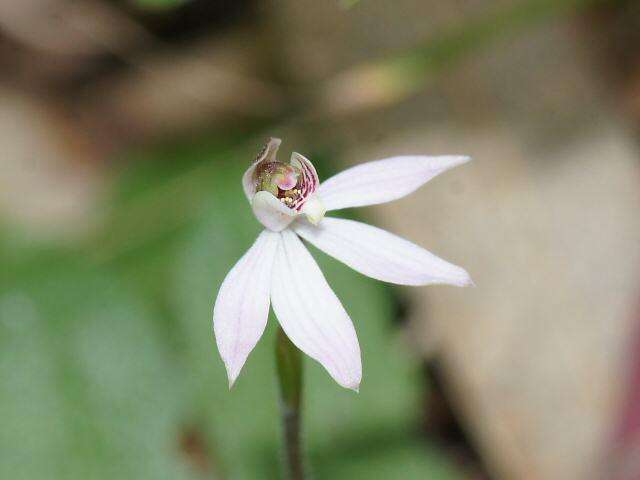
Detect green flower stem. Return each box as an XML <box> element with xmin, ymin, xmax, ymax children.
<box><xmin>275</xmin><ymin>327</ymin><xmax>306</xmax><ymax>480</ymax></box>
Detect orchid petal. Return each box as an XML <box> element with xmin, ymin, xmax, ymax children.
<box><xmin>242</xmin><ymin>137</ymin><xmax>281</xmax><ymax>201</ymax></box>
<box><xmin>213</xmin><ymin>230</ymin><xmax>280</xmax><ymax>387</ymax></box>
<box><xmin>288</xmin><ymin>152</ymin><xmax>320</xmax><ymax>212</ymax></box>
<box><xmin>318</xmin><ymin>155</ymin><xmax>471</xmax><ymax>211</ymax></box>
<box><xmin>290</xmin><ymin>152</ymin><xmax>319</xmax><ymax>190</ymax></box>
<box><xmin>293</xmin><ymin>217</ymin><xmax>471</xmax><ymax>287</ymax></box>
<box><xmin>251</xmin><ymin>191</ymin><xmax>297</xmax><ymax>232</ymax></box>
<box><xmin>271</xmin><ymin>229</ymin><xmax>361</xmax><ymax>390</ymax></box>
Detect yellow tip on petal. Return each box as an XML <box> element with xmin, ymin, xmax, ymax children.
<box><xmin>301</xmin><ymin>194</ymin><xmax>326</xmax><ymax>225</ymax></box>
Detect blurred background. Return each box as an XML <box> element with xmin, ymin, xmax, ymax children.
<box><xmin>2</xmin><ymin>0</ymin><xmax>640</xmax><ymax>479</ymax></box>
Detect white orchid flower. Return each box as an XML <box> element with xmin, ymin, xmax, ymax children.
<box><xmin>213</xmin><ymin>138</ymin><xmax>472</xmax><ymax>391</ymax></box>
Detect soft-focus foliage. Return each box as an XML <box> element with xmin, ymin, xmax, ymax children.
<box><xmin>134</xmin><ymin>0</ymin><xmax>187</xmax><ymax>10</ymax></box>
<box><xmin>3</xmin><ymin>0</ymin><xmax>634</xmax><ymax>478</ymax></box>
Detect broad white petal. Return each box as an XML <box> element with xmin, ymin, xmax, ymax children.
<box><xmin>293</xmin><ymin>217</ymin><xmax>472</xmax><ymax>287</ymax></box>
<box><xmin>213</xmin><ymin>230</ymin><xmax>280</xmax><ymax>386</ymax></box>
<box><xmin>318</xmin><ymin>155</ymin><xmax>471</xmax><ymax>211</ymax></box>
<box><xmin>252</xmin><ymin>191</ymin><xmax>297</xmax><ymax>232</ymax></box>
<box><xmin>242</xmin><ymin>137</ymin><xmax>282</xmax><ymax>201</ymax></box>
<box><xmin>271</xmin><ymin>229</ymin><xmax>361</xmax><ymax>390</ymax></box>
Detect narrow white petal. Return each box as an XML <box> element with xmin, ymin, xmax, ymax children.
<box><xmin>293</xmin><ymin>217</ymin><xmax>472</xmax><ymax>287</ymax></box>
<box><xmin>213</xmin><ymin>230</ymin><xmax>280</xmax><ymax>386</ymax></box>
<box><xmin>318</xmin><ymin>155</ymin><xmax>471</xmax><ymax>211</ymax></box>
<box><xmin>251</xmin><ymin>191</ymin><xmax>297</xmax><ymax>232</ymax></box>
<box><xmin>271</xmin><ymin>229</ymin><xmax>361</xmax><ymax>390</ymax></box>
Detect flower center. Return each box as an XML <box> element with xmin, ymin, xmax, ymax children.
<box><xmin>248</xmin><ymin>138</ymin><xmax>322</xmax><ymax>222</ymax></box>
<box><xmin>255</xmin><ymin>161</ymin><xmax>303</xmax><ymax>206</ymax></box>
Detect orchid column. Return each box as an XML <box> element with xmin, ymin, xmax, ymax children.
<box><xmin>213</xmin><ymin>138</ymin><xmax>472</xmax><ymax>477</ymax></box>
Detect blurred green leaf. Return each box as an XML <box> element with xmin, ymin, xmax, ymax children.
<box><xmin>133</xmin><ymin>0</ymin><xmax>188</xmax><ymax>11</ymax></box>
<box><xmin>339</xmin><ymin>0</ymin><xmax>361</xmax><ymax>9</ymax></box>
<box><xmin>315</xmin><ymin>442</ymin><xmax>460</xmax><ymax>479</ymax></box>
<box><xmin>0</xmin><ymin>257</ymin><xmax>194</xmax><ymax>480</ymax></box>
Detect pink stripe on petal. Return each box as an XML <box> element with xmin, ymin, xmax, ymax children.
<box><xmin>290</xmin><ymin>153</ymin><xmax>319</xmax><ymax>211</ymax></box>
